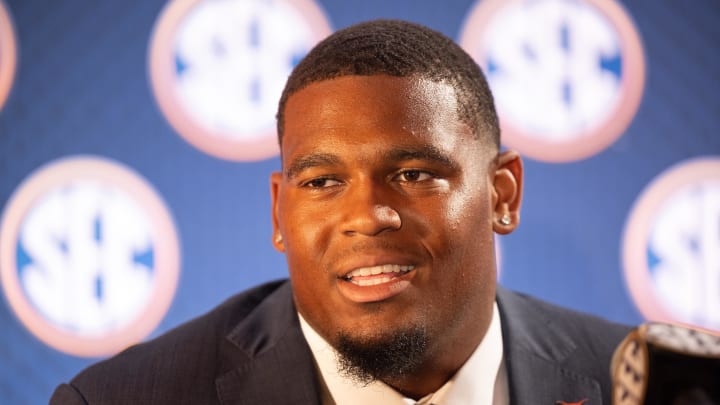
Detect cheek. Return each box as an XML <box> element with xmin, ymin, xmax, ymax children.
<box><xmin>430</xmin><ymin>184</ymin><xmax>495</xmax><ymax>285</ymax></box>
<box><xmin>283</xmin><ymin>229</ymin><xmax>328</xmax><ymax>285</ymax></box>
<box><xmin>279</xmin><ymin>200</ymin><xmax>339</xmax><ymax>312</ymax></box>
<box><xmin>439</xmin><ymin>184</ymin><xmax>493</xmax><ymax>244</ymax></box>
<box><xmin>283</xmin><ymin>213</ymin><xmax>333</xmax><ymax>315</ymax></box>
<box><xmin>278</xmin><ymin>196</ymin><xmax>333</xmax><ymax>255</ymax></box>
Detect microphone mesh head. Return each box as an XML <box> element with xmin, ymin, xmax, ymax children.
<box><xmin>611</xmin><ymin>322</ymin><xmax>720</xmax><ymax>405</ymax></box>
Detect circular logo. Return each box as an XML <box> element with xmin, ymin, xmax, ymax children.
<box><xmin>623</xmin><ymin>157</ymin><xmax>720</xmax><ymax>331</ymax></box>
<box><xmin>148</xmin><ymin>0</ymin><xmax>332</xmax><ymax>161</ymax></box>
<box><xmin>460</xmin><ymin>0</ymin><xmax>645</xmax><ymax>162</ymax></box>
<box><xmin>0</xmin><ymin>156</ymin><xmax>181</xmax><ymax>357</ymax></box>
<box><xmin>0</xmin><ymin>1</ymin><xmax>18</xmax><ymax>111</ymax></box>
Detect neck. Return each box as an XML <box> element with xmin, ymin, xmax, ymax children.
<box><xmin>383</xmin><ymin>305</ymin><xmax>493</xmax><ymax>399</ymax></box>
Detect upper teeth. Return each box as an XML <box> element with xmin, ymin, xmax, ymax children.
<box><xmin>345</xmin><ymin>264</ymin><xmax>414</xmax><ymax>279</ymax></box>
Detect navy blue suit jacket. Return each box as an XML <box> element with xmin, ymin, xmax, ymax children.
<box><xmin>50</xmin><ymin>280</ymin><xmax>631</xmax><ymax>404</ymax></box>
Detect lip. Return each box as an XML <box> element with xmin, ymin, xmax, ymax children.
<box><xmin>336</xmin><ymin>260</ymin><xmax>417</xmax><ymax>303</ymax></box>
<box><xmin>337</xmin><ymin>254</ymin><xmax>417</xmax><ymax>277</ymax></box>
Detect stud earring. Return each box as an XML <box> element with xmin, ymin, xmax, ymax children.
<box><xmin>274</xmin><ymin>234</ymin><xmax>283</xmax><ymax>244</ymax></box>
<box><xmin>499</xmin><ymin>214</ymin><xmax>511</xmax><ymax>226</ymax></box>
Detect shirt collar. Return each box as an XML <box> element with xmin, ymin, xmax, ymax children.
<box><xmin>299</xmin><ymin>303</ymin><xmax>506</xmax><ymax>405</ymax></box>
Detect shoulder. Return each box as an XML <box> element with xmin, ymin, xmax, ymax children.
<box><xmin>497</xmin><ymin>286</ymin><xmax>631</xmax><ymax>341</ymax></box>
<box><xmin>497</xmin><ymin>287</ymin><xmax>633</xmax><ymax>398</ymax></box>
<box><xmin>50</xmin><ymin>280</ymin><xmax>291</xmax><ymax>404</ymax></box>
<box><xmin>497</xmin><ymin>287</ymin><xmax>628</xmax><ymax>329</ymax></box>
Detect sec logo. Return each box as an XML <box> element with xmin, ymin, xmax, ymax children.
<box><xmin>623</xmin><ymin>157</ymin><xmax>720</xmax><ymax>331</ymax></box>
<box><xmin>0</xmin><ymin>156</ymin><xmax>181</xmax><ymax>357</ymax></box>
<box><xmin>459</xmin><ymin>0</ymin><xmax>645</xmax><ymax>162</ymax></box>
<box><xmin>0</xmin><ymin>1</ymin><xmax>17</xmax><ymax>111</ymax></box>
<box><xmin>148</xmin><ymin>0</ymin><xmax>332</xmax><ymax>161</ymax></box>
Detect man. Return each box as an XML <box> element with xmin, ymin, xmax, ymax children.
<box><xmin>51</xmin><ymin>20</ymin><xmax>630</xmax><ymax>404</ymax></box>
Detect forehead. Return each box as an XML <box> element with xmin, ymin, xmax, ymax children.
<box><xmin>281</xmin><ymin>75</ymin><xmax>477</xmax><ymax>160</ymax></box>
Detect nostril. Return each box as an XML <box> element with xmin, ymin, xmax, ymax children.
<box><xmin>342</xmin><ymin>204</ymin><xmax>402</xmax><ymax>236</ymax></box>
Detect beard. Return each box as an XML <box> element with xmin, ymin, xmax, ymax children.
<box><xmin>334</xmin><ymin>325</ymin><xmax>429</xmax><ymax>386</ymax></box>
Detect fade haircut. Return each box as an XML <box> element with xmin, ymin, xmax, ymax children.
<box><xmin>276</xmin><ymin>19</ymin><xmax>500</xmax><ymax>149</ymax></box>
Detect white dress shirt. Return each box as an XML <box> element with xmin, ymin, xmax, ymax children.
<box><xmin>299</xmin><ymin>303</ymin><xmax>509</xmax><ymax>405</ymax></box>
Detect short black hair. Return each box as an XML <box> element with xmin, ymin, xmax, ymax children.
<box><xmin>276</xmin><ymin>19</ymin><xmax>500</xmax><ymax>149</ymax></box>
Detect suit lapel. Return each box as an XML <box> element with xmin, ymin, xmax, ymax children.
<box><xmin>215</xmin><ymin>282</ymin><xmax>322</xmax><ymax>405</ymax></box>
<box><xmin>504</xmin><ymin>347</ymin><xmax>602</xmax><ymax>405</ymax></box>
<box><xmin>497</xmin><ymin>288</ymin><xmax>603</xmax><ymax>405</ymax></box>
<box><xmin>211</xmin><ymin>283</ymin><xmax>607</xmax><ymax>404</ymax></box>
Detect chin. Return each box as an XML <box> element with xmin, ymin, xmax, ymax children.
<box><xmin>335</xmin><ymin>324</ymin><xmax>430</xmax><ymax>385</ymax></box>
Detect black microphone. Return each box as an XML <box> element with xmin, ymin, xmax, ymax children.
<box><xmin>611</xmin><ymin>322</ymin><xmax>720</xmax><ymax>404</ymax></box>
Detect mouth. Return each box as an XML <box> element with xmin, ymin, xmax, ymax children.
<box><xmin>337</xmin><ymin>264</ymin><xmax>416</xmax><ymax>303</ymax></box>
<box><xmin>341</xmin><ymin>264</ymin><xmax>415</xmax><ymax>286</ymax></box>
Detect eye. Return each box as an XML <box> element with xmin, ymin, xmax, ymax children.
<box><xmin>304</xmin><ymin>177</ymin><xmax>341</xmax><ymax>188</ymax></box>
<box><xmin>396</xmin><ymin>170</ymin><xmax>433</xmax><ymax>182</ymax></box>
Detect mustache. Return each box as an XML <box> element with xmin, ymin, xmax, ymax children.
<box><xmin>341</xmin><ymin>239</ymin><xmax>419</xmax><ymax>255</ymax></box>
<box><xmin>323</xmin><ymin>239</ymin><xmax>426</xmax><ymax>273</ymax></box>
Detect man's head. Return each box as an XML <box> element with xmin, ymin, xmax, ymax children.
<box><xmin>270</xmin><ymin>20</ymin><xmax>522</xmax><ymax>398</ymax></box>
<box><xmin>276</xmin><ymin>19</ymin><xmax>500</xmax><ymax>150</ymax></box>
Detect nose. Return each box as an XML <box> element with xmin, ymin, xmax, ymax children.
<box><xmin>341</xmin><ymin>181</ymin><xmax>401</xmax><ymax>236</ymax></box>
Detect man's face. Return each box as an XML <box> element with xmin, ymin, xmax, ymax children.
<box><xmin>271</xmin><ymin>75</ymin><xmax>520</xmax><ymax>372</ymax></box>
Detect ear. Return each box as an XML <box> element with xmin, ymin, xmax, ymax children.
<box><xmin>492</xmin><ymin>150</ymin><xmax>523</xmax><ymax>235</ymax></box>
<box><xmin>270</xmin><ymin>171</ymin><xmax>285</xmax><ymax>252</ymax></box>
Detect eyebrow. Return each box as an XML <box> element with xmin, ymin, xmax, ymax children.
<box><xmin>285</xmin><ymin>153</ymin><xmax>341</xmax><ymax>179</ymax></box>
<box><xmin>284</xmin><ymin>145</ymin><xmax>459</xmax><ymax>179</ymax></box>
<box><xmin>386</xmin><ymin>145</ymin><xmax>459</xmax><ymax>170</ymax></box>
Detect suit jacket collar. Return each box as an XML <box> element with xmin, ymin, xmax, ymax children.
<box><xmin>497</xmin><ymin>287</ymin><xmax>603</xmax><ymax>405</ymax></box>
<box><xmin>212</xmin><ymin>282</ymin><xmax>605</xmax><ymax>405</ymax></box>
<box><xmin>215</xmin><ymin>282</ymin><xmax>322</xmax><ymax>405</ymax></box>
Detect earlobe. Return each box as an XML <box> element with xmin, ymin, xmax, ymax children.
<box><xmin>492</xmin><ymin>150</ymin><xmax>523</xmax><ymax>235</ymax></box>
<box><xmin>273</xmin><ymin>232</ymin><xmax>284</xmax><ymax>251</ymax></box>
<box><xmin>270</xmin><ymin>172</ymin><xmax>286</xmax><ymax>252</ymax></box>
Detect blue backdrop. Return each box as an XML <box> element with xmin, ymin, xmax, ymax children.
<box><xmin>0</xmin><ymin>0</ymin><xmax>718</xmax><ymax>403</ymax></box>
